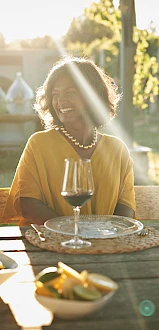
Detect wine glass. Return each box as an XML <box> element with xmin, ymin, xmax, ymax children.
<box><xmin>61</xmin><ymin>158</ymin><xmax>94</xmax><ymax>249</ymax></box>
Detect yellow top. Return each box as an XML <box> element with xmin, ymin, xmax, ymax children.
<box><xmin>2</xmin><ymin>129</ymin><xmax>136</xmax><ymax>225</ymax></box>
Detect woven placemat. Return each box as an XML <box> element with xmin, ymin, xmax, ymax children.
<box><xmin>25</xmin><ymin>226</ymin><xmax>159</xmax><ymax>254</ymax></box>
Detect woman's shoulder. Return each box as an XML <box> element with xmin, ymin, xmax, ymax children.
<box><xmin>100</xmin><ymin>132</ymin><xmax>128</xmax><ymax>148</ymax></box>
<box><xmin>100</xmin><ymin>133</ymin><xmax>131</xmax><ymax>159</ymax></box>
<box><xmin>27</xmin><ymin>129</ymin><xmax>56</xmax><ymax>143</ymax></box>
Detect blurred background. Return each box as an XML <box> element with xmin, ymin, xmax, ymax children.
<box><xmin>0</xmin><ymin>0</ymin><xmax>159</xmax><ymax>187</ymax></box>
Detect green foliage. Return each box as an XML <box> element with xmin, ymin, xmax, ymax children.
<box><xmin>1</xmin><ymin>0</ymin><xmax>158</xmax><ymax>111</ymax></box>
<box><xmin>85</xmin><ymin>0</ymin><xmax>121</xmax><ymax>42</ymax></box>
<box><xmin>133</xmin><ymin>28</ymin><xmax>159</xmax><ymax>109</ymax></box>
<box><xmin>6</xmin><ymin>35</ymin><xmax>57</xmax><ymax>49</ymax></box>
<box><xmin>66</xmin><ymin>0</ymin><xmax>159</xmax><ymax>111</ymax></box>
<box><xmin>20</xmin><ymin>35</ymin><xmax>57</xmax><ymax>48</ymax></box>
<box><xmin>65</xmin><ymin>1</ymin><xmax>121</xmax><ymax>79</ymax></box>
<box><xmin>63</xmin><ymin>16</ymin><xmax>113</xmax><ymax>44</ymax></box>
<box><xmin>66</xmin><ymin>36</ymin><xmax>120</xmax><ymax>79</ymax></box>
<box><xmin>0</xmin><ymin>149</ymin><xmax>23</xmax><ymax>171</ymax></box>
<box><xmin>0</xmin><ymin>104</ymin><xmax>8</xmax><ymax>113</ymax></box>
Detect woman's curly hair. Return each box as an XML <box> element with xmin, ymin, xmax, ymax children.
<box><xmin>34</xmin><ymin>56</ymin><xmax>121</xmax><ymax>129</ymax></box>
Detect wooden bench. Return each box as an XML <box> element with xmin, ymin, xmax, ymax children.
<box><xmin>0</xmin><ymin>186</ymin><xmax>159</xmax><ymax>222</ymax></box>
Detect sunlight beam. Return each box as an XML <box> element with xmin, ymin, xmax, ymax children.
<box><xmin>52</xmin><ymin>40</ymin><xmax>150</xmax><ymax>184</ymax></box>
<box><xmin>52</xmin><ymin>40</ymin><xmax>131</xmax><ymax>143</ymax></box>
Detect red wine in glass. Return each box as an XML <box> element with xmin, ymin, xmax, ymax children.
<box><xmin>61</xmin><ymin>158</ymin><xmax>94</xmax><ymax>249</ymax></box>
<box><xmin>61</xmin><ymin>192</ymin><xmax>93</xmax><ymax>208</ymax></box>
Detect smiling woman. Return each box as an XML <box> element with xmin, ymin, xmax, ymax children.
<box><xmin>35</xmin><ymin>56</ymin><xmax>119</xmax><ymax>130</ymax></box>
<box><xmin>1</xmin><ymin>56</ymin><xmax>136</xmax><ymax>226</ymax></box>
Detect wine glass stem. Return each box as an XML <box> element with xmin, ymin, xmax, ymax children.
<box><xmin>73</xmin><ymin>206</ymin><xmax>80</xmax><ymax>243</ymax></box>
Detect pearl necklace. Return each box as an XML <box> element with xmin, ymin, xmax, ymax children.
<box><xmin>54</xmin><ymin>125</ymin><xmax>98</xmax><ymax>149</ymax></box>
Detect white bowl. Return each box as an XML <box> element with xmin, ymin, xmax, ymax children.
<box><xmin>0</xmin><ymin>252</ymin><xmax>18</xmax><ymax>285</ymax></box>
<box><xmin>35</xmin><ymin>290</ymin><xmax>116</xmax><ymax>320</ymax></box>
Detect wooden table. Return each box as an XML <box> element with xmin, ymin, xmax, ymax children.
<box><xmin>0</xmin><ymin>222</ymin><xmax>159</xmax><ymax>330</ymax></box>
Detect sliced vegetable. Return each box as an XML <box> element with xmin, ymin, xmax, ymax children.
<box><xmin>62</xmin><ymin>277</ymin><xmax>81</xmax><ymax>299</ymax></box>
<box><xmin>36</xmin><ymin>266</ymin><xmax>61</xmax><ymax>283</ymax></box>
<box><xmin>80</xmin><ymin>270</ymin><xmax>88</xmax><ymax>282</ymax></box>
<box><xmin>46</xmin><ymin>285</ymin><xmax>62</xmax><ymax>298</ymax></box>
<box><xmin>87</xmin><ymin>273</ymin><xmax>118</xmax><ymax>292</ymax></box>
<box><xmin>35</xmin><ymin>281</ymin><xmax>53</xmax><ymax>297</ymax></box>
<box><xmin>73</xmin><ymin>284</ymin><xmax>102</xmax><ymax>301</ymax></box>
<box><xmin>58</xmin><ymin>261</ymin><xmax>82</xmax><ymax>281</ymax></box>
<box><xmin>44</xmin><ymin>274</ymin><xmax>66</xmax><ymax>291</ymax></box>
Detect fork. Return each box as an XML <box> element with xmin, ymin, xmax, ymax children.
<box><xmin>31</xmin><ymin>224</ymin><xmax>46</xmax><ymax>242</ymax></box>
<box><xmin>138</xmin><ymin>227</ymin><xmax>149</xmax><ymax>236</ymax></box>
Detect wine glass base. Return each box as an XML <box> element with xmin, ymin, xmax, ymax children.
<box><xmin>61</xmin><ymin>238</ymin><xmax>91</xmax><ymax>249</ymax></box>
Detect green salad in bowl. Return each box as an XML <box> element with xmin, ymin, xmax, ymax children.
<box><xmin>34</xmin><ymin>261</ymin><xmax>118</xmax><ymax>319</ymax></box>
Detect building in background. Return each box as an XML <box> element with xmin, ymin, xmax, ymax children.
<box><xmin>0</xmin><ymin>49</ymin><xmax>60</xmax><ymax>150</ymax></box>
<box><xmin>0</xmin><ymin>49</ymin><xmax>60</xmax><ymax>92</ymax></box>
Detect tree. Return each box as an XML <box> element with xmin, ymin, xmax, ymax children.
<box><xmin>133</xmin><ymin>28</ymin><xmax>159</xmax><ymax>109</ymax></box>
<box><xmin>8</xmin><ymin>35</ymin><xmax>57</xmax><ymax>49</ymax></box>
<box><xmin>84</xmin><ymin>0</ymin><xmax>159</xmax><ymax>110</ymax></box>
<box><xmin>63</xmin><ymin>1</ymin><xmax>121</xmax><ymax>79</ymax></box>
<box><xmin>85</xmin><ymin>0</ymin><xmax>121</xmax><ymax>42</ymax></box>
<box><xmin>63</xmin><ymin>16</ymin><xmax>113</xmax><ymax>44</ymax></box>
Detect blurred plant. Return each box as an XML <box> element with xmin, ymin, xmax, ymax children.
<box><xmin>85</xmin><ymin>0</ymin><xmax>121</xmax><ymax>42</ymax></box>
<box><xmin>64</xmin><ymin>0</ymin><xmax>159</xmax><ymax>111</ymax></box>
<box><xmin>0</xmin><ymin>148</ymin><xmax>23</xmax><ymax>171</ymax></box>
<box><xmin>133</xmin><ymin>28</ymin><xmax>159</xmax><ymax>109</ymax></box>
<box><xmin>63</xmin><ymin>16</ymin><xmax>113</xmax><ymax>44</ymax></box>
<box><xmin>7</xmin><ymin>35</ymin><xmax>57</xmax><ymax>49</ymax></box>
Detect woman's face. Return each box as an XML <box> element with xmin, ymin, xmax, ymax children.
<box><xmin>52</xmin><ymin>74</ymin><xmax>87</xmax><ymax>127</ymax></box>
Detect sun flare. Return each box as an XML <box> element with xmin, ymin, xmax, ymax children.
<box><xmin>1</xmin><ymin>0</ymin><xmax>159</xmax><ymax>44</ymax></box>
<box><xmin>0</xmin><ymin>0</ymin><xmax>93</xmax><ymax>43</ymax></box>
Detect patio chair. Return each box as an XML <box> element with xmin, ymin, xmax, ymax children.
<box><xmin>135</xmin><ymin>185</ymin><xmax>159</xmax><ymax>220</ymax></box>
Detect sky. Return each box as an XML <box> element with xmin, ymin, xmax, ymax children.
<box><xmin>0</xmin><ymin>0</ymin><xmax>159</xmax><ymax>43</ymax></box>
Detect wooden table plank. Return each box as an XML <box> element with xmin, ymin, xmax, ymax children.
<box><xmin>43</xmin><ymin>320</ymin><xmax>159</xmax><ymax>330</ymax></box>
<box><xmin>0</xmin><ymin>226</ymin><xmax>24</xmax><ymax>238</ymax></box>
<box><xmin>1</xmin><ymin>279</ymin><xmax>159</xmax><ymax>329</ymax></box>
<box><xmin>1</xmin><ymin>224</ymin><xmax>159</xmax><ymax>330</ymax></box>
<box><xmin>3</xmin><ymin>247</ymin><xmax>159</xmax><ymax>266</ymax></box>
<box><xmin>2</xmin><ymin>242</ymin><xmax>159</xmax><ymax>262</ymax></box>
<box><xmin>0</xmin><ymin>298</ymin><xmax>21</xmax><ymax>330</ymax></box>
<box><xmin>4</xmin><ymin>261</ymin><xmax>159</xmax><ymax>282</ymax></box>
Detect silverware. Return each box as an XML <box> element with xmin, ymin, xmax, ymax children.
<box><xmin>138</xmin><ymin>226</ymin><xmax>156</xmax><ymax>237</ymax></box>
<box><xmin>138</xmin><ymin>227</ymin><xmax>150</xmax><ymax>236</ymax></box>
<box><xmin>31</xmin><ymin>224</ymin><xmax>46</xmax><ymax>242</ymax></box>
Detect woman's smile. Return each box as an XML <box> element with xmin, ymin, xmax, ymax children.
<box><xmin>52</xmin><ymin>74</ymin><xmax>86</xmax><ymax>126</ymax></box>
<box><xmin>59</xmin><ymin>107</ymin><xmax>73</xmax><ymax>114</ymax></box>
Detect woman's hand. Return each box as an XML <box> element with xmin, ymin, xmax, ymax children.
<box><xmin>20</xmin><ymin>197</ymin><xmax>59</xmax><ymax>225</ymax></box>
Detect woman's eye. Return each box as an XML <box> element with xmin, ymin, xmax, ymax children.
<box><xmin>52</xmin><ymin>91</ymin><xmax>76</xmax><ymax>101</ymax></box>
